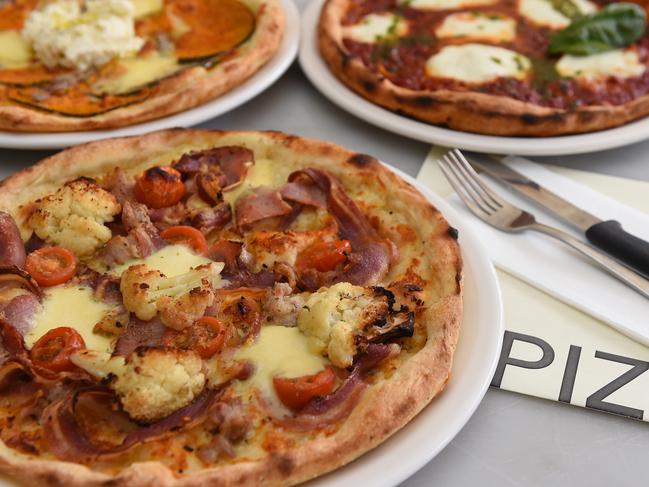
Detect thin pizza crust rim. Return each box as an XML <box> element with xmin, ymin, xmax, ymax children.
<box><xmin>317</xmin><ymin>0</ymin><xmax>649</xmax><ymax>137</ymax></box>
<box><xmin>0</xmin><ymin>0</ymin><xmax>284</xmax><ymax>133</ymax></box>
<box><xmin>0</xmin><ymin>128</ymin><xmax>462</xmax><ymax>487</ymax></box>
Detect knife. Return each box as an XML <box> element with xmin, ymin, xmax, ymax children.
<box><xmin>465</xmin><ymin>152</ymin><xmax>649</xmax><ymax>279</ymax></box>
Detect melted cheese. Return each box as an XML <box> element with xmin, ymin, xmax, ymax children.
<box><xmin>132</xmin><ymin>0</ymin><xmax>163</xmax><ymax>18</ymax></box>
<box><xmin>26</xmin><ymin>285</ymin><xmax>115</xmax><ymax>353</ymax></box>
<box><xmin>109</xmin><ymin>244</ymin><xmax>213</xmax><ymax>277</ymax></box>
<box><xmin>518</xmin><ymin>0</ymin><xmax>597</xmax><ymax>29</ymax></box>
<box><xmin>0</xmin><ymin>30</ymin><xmax>32</xmax><ymax>68</ymax></box>
<box><xmin>403</xmin><ymin>0</ymin><xmax>497</xmax><ymax>10</ymax></box>
<box><xmin>426</xmin><ymin>43</ymin><xmax>530</xmax><ymax>83</ymax></box>
<box><xmin>435</xmin><ymin>12</ymin><xmax>516</xmax><ymax>42</ymax></box>
<box><xmin>343</xmin><ymin>13</ymin><xmax>407</xmax><ymax>44</ymax></box>
<box><xmin>235</xmin><ymin>326</ymin><xmax>327</xmax><ymax>398</ymax></box>
<box><xmin>556</xmin><ymin>49</ymin><xmax>645</xmax><ymax>81</ymax></box>
<box><xmin>224</xmin><ymin>158</ymin><xmax>283</xmax><ymax>206</ymax></box>
<box><xmin>94</xmin><ymin>53</ymin><xmax>181</xmax><ymax>94</ymax></box>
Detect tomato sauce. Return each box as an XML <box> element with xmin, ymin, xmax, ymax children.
<box><xmin>341</xmin><ymin>0</ymin><xmax>649</xmax><ymax>109</ymax></box>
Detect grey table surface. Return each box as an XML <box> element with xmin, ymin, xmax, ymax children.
<box><xmin>1</xmin><ymin>3</ymin><xmax>649</xmax><ymax>484</ymax></box>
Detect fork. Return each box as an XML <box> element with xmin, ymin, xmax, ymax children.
<box><xmin>438</xmin><ymin>148</ymin><xmax>649</xmax><ymax>300</ymax></box>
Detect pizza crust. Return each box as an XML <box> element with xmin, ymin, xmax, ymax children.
<box><xmin>0</xmin><ymin>0</ymin><xmax>284</xmax><ymax>133</ymax></box>
<box><xmin>318</xmin><ymin>0</ymin><xmax>649</xmax><ymax>136</ymax></box>
<box><xmin>0</xmin><ymin>129</ymin><xmax>462</xmax><ymax>486</ymax></box>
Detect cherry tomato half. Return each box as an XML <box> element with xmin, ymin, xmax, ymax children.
<box><xmin>25</xmin><ymin>247</ymin><xmax>77</xmax><ymax>287</ymax></box>
<box><xmin>296</xmin><ymin>240</ymin><xmax>352</xmax><ymax>273</ymax></box>
<box><xmin>134</xmin><ymin>166</ymin><xmax>185</xmax><ymax>209</ymax></box>
<box><xmin>163</xmin><ymin>316</ymin><xmax>225</xmax><ymax>359</ymax></box>
<box><xmin>30</xmin><ymin>327</ymin><xmax>86</xmax><ymax>372</ymax></box>
<box><xmin>160</xmin><ymin>225</ymin><xmax>209</xmax><ymax>254</ymax></box>
<box><xmin>273</xmin><ymin>367</ymin><xmax>336</xmax><ymax>410</ymax></box>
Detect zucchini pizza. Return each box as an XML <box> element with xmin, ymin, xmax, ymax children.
<box><xmin>0</xmin><ymin>129</ymin><xmax>461</xmax><ymax>486</ymax></box>
<box><xmin>319</xmin><ymin>0</ymin><xmax>649</xmax><ymax>135</ymax></box>
<box><xmin>0</xmin><ymin>0</ymin><xmax>284</xmax><ymax>132</ymax></box>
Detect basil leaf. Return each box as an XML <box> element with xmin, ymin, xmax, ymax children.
<box><xmin>549</xmin><ymin>3</ymin><xmax>647</xmax><ymax>56</ymax></box>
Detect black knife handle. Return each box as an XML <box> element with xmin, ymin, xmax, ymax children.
<box><xmin>585</xmin><ymin>220</ymin><xmax>649</xmax><ymax>278</ymax></box>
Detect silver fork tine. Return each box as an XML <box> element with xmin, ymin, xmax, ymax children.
<box><xmin>451</xmin><ymin>149</ymin><xmax>504</xmax><ymax>208</ymax></box>
<box><xmin>450</xmin><ymin>149</ymin><xmax>503</xmax><ymax>211</ymax></box>
<box><xmin>441</xmin><ymin>154</ymin><xmax>494</xmax><ymax>215</ymax></box>
<box><xmin>438</xmin><ymin>156</ymin><xmax>490</xmax><ymax>217</ymax></box>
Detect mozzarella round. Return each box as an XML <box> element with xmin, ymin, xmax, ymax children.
<box><xmin>435</xmin><ymin>12</ymin><xmax>516</xmax><ymax>43</ymax></box>
<box><xmin>556</xmin><ymin>49</ymin><xmax>646</xmax><ymax>81</ymax></box>
<box><xmin>518</xmin><ymin>0</ymin><xmax>597</xmax><ymax>29</ymax></box>
<box><xmin>425</xmin><ymin>43</ymin><xmax>530</xmax><ymax>83</ymax></box>
<box><xmin>343</xmin><ymin>13</ymin><xmax>407</xmax><ymax>44</ymax></box>
<box><xmin>403</xmin><ymin>0</ymin><xmax>498</xmax><ymax>10</ymax></box>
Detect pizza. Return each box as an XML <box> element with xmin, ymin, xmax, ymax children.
<box><xmin>0</xmin><ymin>0</ymin><xmax>284</xmax><ymax>132</ymax></box>
<box><xmin>318</xmin><ymin>0</ymin><xmax>649</xmax><ymax>136</ymax></box>
<box><xmin>0</xmin><ymin>129</ymin><xmax>462</xmax><ymax>486</ymax></box>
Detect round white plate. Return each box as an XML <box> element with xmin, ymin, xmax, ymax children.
<box><xmin>0</xmin><ymin>0</ymin><xmax>299</xmax><ymax>150</ymax></box>
<box><xmin>299</xmin><ymin>0</ymin><xmax>649</xmax><ymax>156</ymax></box>
<box><xmin>312</xmin><ymin>166</ymin><xmax>504</xmax><ymax>487</ymax></box>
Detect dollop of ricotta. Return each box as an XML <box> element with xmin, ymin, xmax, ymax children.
<box><xmin>22</xmin><ymin>0</ymin><xmax>144</xmax><ymax>71</ymax></box>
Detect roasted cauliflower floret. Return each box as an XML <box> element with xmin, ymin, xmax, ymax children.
<box><xmin>120</xmin><ymin>262</ymin><xmax>223</xmax><ymax>329</ymax></box>
<box><xmin>28</xmin><ymin>179</ymin><xmax>121</xmax><ymax>257</ymax></box>
<box><xmin>297</xmin><ymin>282</ymin><xmax>389</xmax><ymax>368</ymax></box>
<box><xmin>71</xmin><ymin>348</ymin><xmax>206</xmax><ymax>423</ymax></box>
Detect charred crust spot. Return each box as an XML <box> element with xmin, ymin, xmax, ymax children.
<box><xmin>347</xmin><ymin>153</ymin><xmax>376</xmax><ymax>167</ymax></box>
<box><xmin>578</xmin><ymin>110</ymin><xmax>596</xmax><ymax>123</ymax></box>
<box><xmin>447</xmin><ymin>226</ymin><xmax>459</xmax><ymax>239</ymax></box>
<box><xmin>521</xmin><ymin>113</ymin><xmax>540</xmax><ymax>125</ymax></box>
<box><xmin>363</xmin><ymin>81</ymin><xmax>376</xmax><ymax>92</ymax></box>
<box><xmin>101</xmin><ymin>480</ymin><xmax>121</xmax><ymax>487</ymax></box>
<box><xmin>340</xmin><ymin>51</ymin><xmax>351</xmax><ymax>68</ymax></box>
<box><xmin>455</xmin><ymin>270</ymin><xmax>462</xmax><ymax>294</ymax></box>
<box><xmin>396</xmin><ymin>398</ymin><xmax>414</xmax><ymax>418</ymax></box>
<box><xmin>275</xmin><ymin>455</ymin><xmax>295</xmax><ymax>476</ymax></box>
<box><xmin>41</xmin><ymin>473</ymin><xmax>64</xmax><ymax>487</ymax></box>
<box><xmin>414</xmin><ymin>96</ymin><xmax>435</xmax><ymax>107</ymax></box>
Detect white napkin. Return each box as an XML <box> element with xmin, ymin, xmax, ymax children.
<box><xmin>445</xmin><ymin>155</ymin><xmax>649</xmax><ymax>346</ymax></box>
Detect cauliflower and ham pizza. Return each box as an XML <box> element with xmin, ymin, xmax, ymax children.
<box><xmin>0</xmin><ymin>0</ymin><xmax>284</xmax><ymax>132</ymax></box>
<box><xmin>318</xmin><ymin>0</ymin><xmax>649</xmax><ymax>135</ymax></box>
<box><xmin>0</xmin><ymin>129</ymin><xmax>461</xmax><ymax>486</ymax></box>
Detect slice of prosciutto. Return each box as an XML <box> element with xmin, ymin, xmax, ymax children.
<box><xmin>280</xmin><ymin>178</ymin><xmax>327</xmax><ymax>209</ymax></box>
<box><xmin>0</xmin><ymin>212</ymin><xmax>26</xmax><ymax>269</ymax></box>
<box><xmin>235</xmin><ymin>187</ymin><xmax>292</xmax><ymax>229</ymax></box>
<box><xmin>113</xmin><ymin>317</ymin><xmax>167</xmax><ymax>357</ymax></box>
<box><xmin>174</xmin><ymin>146</ymin><xmax>254</xmax><ymax>191</ymax></box>
<box><xmin>42</xmin><ymin>386</ymin><xmax>221</xmax><ymax>462</ymax></box>
<box><xmin>291</xmin><ymin>169</ymin><xmax>392</xmax><ymax>288</ymax></box>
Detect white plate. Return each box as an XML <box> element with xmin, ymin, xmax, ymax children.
<box><xmin>299</xmin><ymin>0</ymin><xmax>649</xmax><ymax>156</ymax></box>
<box><xmin>312</xmin><ymin>166</ymin><xmax>504</xmax><ymax>487</ymax></box>
<box><xmin>0</xmin><ymin>0</ymin><xmax>300</xmax><ymax>150</ymax></box>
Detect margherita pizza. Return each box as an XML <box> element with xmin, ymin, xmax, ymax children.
<box><xmin>319</xmin><ymin>0</ymin><xmax>649</xmax><ymax>135</ymax></box>
<box><xmin>0</xmin><ymin>129</ymin><xmax>461</xmax><ymax>486</ymax></box>
<box><xmin>0</xmin><ymin>0</ymin><xmax>283</xmax><ymax>132</ymax></box>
